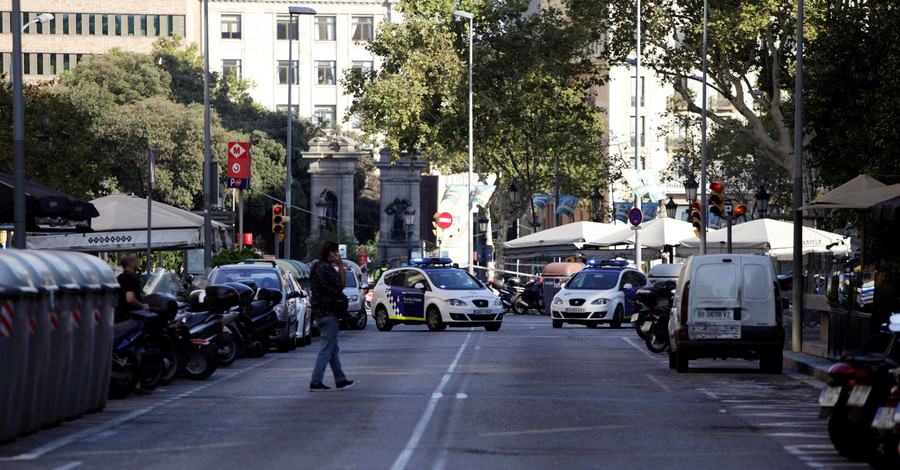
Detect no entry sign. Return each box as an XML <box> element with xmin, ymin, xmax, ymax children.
<box><xmin>437</xmin><ymin>212</ymin><xmax>453</xmax><ymax>229</ymax></box>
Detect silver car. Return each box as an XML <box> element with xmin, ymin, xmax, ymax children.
<box><xmin>341</xmin><ymin>269</ymin><xmax>369</xmax><ymax>330</ymax></box>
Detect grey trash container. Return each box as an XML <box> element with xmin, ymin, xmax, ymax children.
<box><xmin>0</xmin><ymin>252</ymin><xmax>40</xmax><ymax>442</ymax></box>
<box><xmin>28</xmin><ymin>251</ymin><xmax>88</xmax><ymax>421</ymax></box>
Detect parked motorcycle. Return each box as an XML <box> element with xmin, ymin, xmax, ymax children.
<box><xmin>108</xmin><ymin>294</ymin><xmax>179</xmax><ymax>399</ymax></box>
<box><xmin>632</xmin><ymin>280</ymin><xmax>675</xmax><ymax>353</ymax></box>
<box><xmin>213</xmin><ymin>282</ymin><xmax>281</xmax><ymax>359</ymax></box>
<box><xmin>512</xmin><ymin>280</ymin><xmax>545</xmax><ymax>315</ymax></box>
<box><xmin>818</xmin><ymin>314</ymin><xmax>900</xmax><ymax>463</ymax></box>
<box><xmin>490</xmin><ymin>280</ymin><xmax>515</xmax><ymax>314</ymax></box>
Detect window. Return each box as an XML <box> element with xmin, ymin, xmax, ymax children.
<box><xmin>115</xmin><ymin>14</ymin><xmax>122</xmax><ymax>36</ymax></box>
<box><xmin>277</xmin><ymin>60</ymin><xmax>298</xmax><ymax>85</ymax></box>
<box><xmin>62</xmin><ymin>13</ymin><xmax>70</xmax><ymax>34</ymax></box>
<box><xmin>222</xmin><ymin>59</ymin><xmax>241</xmax><ymax>78</ymax></box>
<box><xmin>351</xmin><ymin>16</ymin><xmax>373</xmax><ymax>41</ymax></box>
<box><xmin>629</xmin><ymin>116</ymin><xmax>646</xmax><ymax>146</ymax></box>
<box><xmin>127</xmin><ymin>15</ymin><xmax>134</xmax><ymax>36</ymax></box>
<box><xmin>49</xmin><ymin>54</ymin><xmax>57</xmax><ymax>75</ymax></box>
<box><xmin>153</xmin><ymin>15</ymin><xmax>160</xmax><ymax>36</ymax></box>
<box><xmin>221</xmin><ymin>14</ymin><xmax>241</xmax><ymax>39</ymax></box>
<box><xmin>350</xmin><ymin>113</ymin><xmax>362</xmax><ymax>129</ymax></box>
<box><xmin>673</xmin><ymin>115</ymin><xmax>689</xmax><ymax>140</ymax></box>
<box><xmin>316</xmin><ymin>61</ymin><xmax>336</xmax><ymax>85</ymax></box>
<box><xmin>23</xmin><ymin>54</ymin><xmax>30</xmax><ymax>75</ymax></box>
<box><xmin>277</xmin><ymin>15</ymin><xmax>297</xmax><ymax>40</ymax></box>
<box><xmin>167</xmin><ymin>15</ymin><xmax>174</xmax><ymax>36</ymax></box>
<box><xmin>315</xmin><ymin>16</ymin><xmax>335</xmax><ymax>40</ymax></box>
<box><xmin>351</xmin><ymin>60</ymin><xmax>373</xmax><ymax>78</ymax></box>
<box><xmin>315</xmin><ymin>105</ymin><xmax>336</xmax><ymax>128</ymax></box>
<box><xmin>89</xmin><ymin>14</ymin><xmax>96</xmax><ymax>35</ymax></box>
<box><xmin>140</xmin><ymin>14</ymin><xmax>147</xmax><ymax>36</ymax></box>
<box><xmin>631</xmin><ymin>76</ymin><xmax>645</xmax><ymax>107</ymax></box>
<box><xmin>63</xmin><ymin>54</ymin><xmax>71</xmax><ymax>72</ymax></box>
<box><xmin>276</xmin><ymin>104</ymin><xmax>300</xmax><ymax>114</ymax></box>
<box><xmin>405</xmin><ymin>271</ymin><xmax>428</xmax><ymax>289</ymax></box>
<box><xmin>102</xmin><ymin>14</ymin><xmax>108</xmax><ymax>35</ymax></box>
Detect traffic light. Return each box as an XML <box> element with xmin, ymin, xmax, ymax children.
<box><xmin>690</xmin><ymin>202</ymin><xmax>703</xmax><ymax>238</ymax></box>
<box><xmin>272</xmin><ymin>204</ymin><xmax>290</xmax><ymax>233</ymax></box>
<box><xmin>734</xmin><ymin>204</ymin><xmax>747</xmax><ymax>217</ymax></box>
<box><xmin>709</xmin><ymin>180</ymin><xmax>726</xmax><ymax>217</ymax></box>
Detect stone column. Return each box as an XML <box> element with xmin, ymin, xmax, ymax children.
<box><xmin>303</xmin><ymin>137</ymin><xmax>363</xmax><ymax>241</ymax></box>
<box><xmin>375</xmin><ymin>148</ymin><xmax>427</xmax><ymax>264</ymax></box>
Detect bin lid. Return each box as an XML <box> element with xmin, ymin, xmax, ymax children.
<box><xmin>53</xmin><ymin>251</ymin><xmax>104</xmax><ymax>292</ymax></box>
<box><xmin>0</xmin><ymin>252</ymin><xmax>40</xmax><ymax>298</ymax></box>
<box><xmin>0</xmin><ymin>249</ymin><xmax>59</xmax><ymax>295</ymax></box>
<box><xmin>26</xmin><ymin>251</ymin><xmax>81</xmax><ymax>293</ymax></box>
<box><xmin>542</xmin><ymin>262</ymin><xmax>585</xmax><ymax>277</ymax></box>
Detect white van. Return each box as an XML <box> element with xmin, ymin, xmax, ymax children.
<box><xmin>667</xmin><ymin>254</ymin><xmax>785</xmax><ymax>373</ymax></box>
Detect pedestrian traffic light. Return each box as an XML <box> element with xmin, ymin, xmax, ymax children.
<box><xmin>709</xmin><ymin>180</ymin><xmax>726</xmax><ymax>217</ymax></box>
<box><xmin>690</xmin><ymin>202</ymin><xmax>703</xmax><ymax>238</ymax></box>
<box><xmin>272</xmin><ymin>204</ymin><xmax>290</xmax><ymax>233</ymax></box>
<box><xmin>734</xmin><ymin>204</ymin><xmax>747</xmax><ymax>217</ymax></box>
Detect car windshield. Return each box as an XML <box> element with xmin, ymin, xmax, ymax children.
<box><xmin>425</xmin><ymin>269</ymin><xmax>482</xmax><ymax>290</ymax></box>
<box><xmin>209</xmin><ymin>268</ymin><xmax>282</xmax><ymax>291</ymax></box>
<box><xmin>345</xmin><ymin>272</ymin><xmax>357</xmax><ymax>288</ymax></box>
<box><xmin>566</xmin><ymin>271</ymin><xmax>619</xmax><ymax>290</ymax></box>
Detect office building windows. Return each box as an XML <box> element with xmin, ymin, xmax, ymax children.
<box><xmin>276</xmin><ymin>104</ymin><xmax>300</xmax><ymax>114</ymax></box>
<box><xmin>316</xmin><ymin>61</ymin><xmax>336</xmax><ymax>85</ymax></box>
<box><xmin>221</xmin><ymin>15</ymin><xmax>241</xmax><ymax>39</ymax></box>
<box><xmin>89</xmin><ymin>13</ymin><xmax>96</xmax><ymax>35</ymax></box>
<box><xmin>315</xmin><ymin>16</ymin><xmax>335</xmax><ymax>41</ymax></box>
<box><xmin>62</xmin><ymin>13</ymin><xmax>70</xmax><ymax>34</ymax></box>
<box><xmin>222</xmin><ymin>59</ymin><xmax>241</xmax><ymax>78</ymax></box>
<box><xmin>315</xmin><ymin>105</ymin><xmax>336</xmax><ymax>128</ymax></box>
<box><xmin>352</xmin><ymin>16</ymin><xmax>373</xmax><ymax>41</ymax></box>
<box><xmin>102</xmin><ymin>14</ymin><xmax>109</xmax><ymax>35</ymax></box>
<box><xmin>278</xmin><ymin>60</ymin><xmax>298</xmax><ymax>85</ymax></box>
<box><xmin>631</xmin><ymin>76</ymin><xmax>645</xmax><ymax>107</ymax></box>
<box><xmin>630</xmin><ymin>116</ymin><xmax>646</xmax><ymax>146</ymax></box>
<box><xmin>277</xmin><ymin>15</ymin><xmax>297</xmax><ymax>40</ymax></box>
<box><xmin>351</xmin><ymin>61</ymin><xmax>373</xmax><ymax>77</ymax></box>
<box><xmin>350</xmin><ymin>113</ymin><xmax>362</xmax><ymax>129</ymax></box>
<box><xmin>140</xmin><ymin>14</ymin><xmax>147</xmax><ymax>36</ymax></box>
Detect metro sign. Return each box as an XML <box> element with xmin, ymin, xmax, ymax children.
<box><xmin>227</xmin><ymin>142</ymin><xmax>252</xmax><ymax>189</ymax></box>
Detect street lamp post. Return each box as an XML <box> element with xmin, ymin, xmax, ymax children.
<box><xmin>315</xmin><ymin>197</ymin><xmax>328</xmax><ymax>246</ymax></box>
<box><xmin>590</xmin><ymin>189</ymin><xmax>603</xmax><ymax>222</ymax></box>
<box><xmin>477</xmin><ymin>214</ymin><xmax>488</xmax><ymax>281</ymax></box>
<box><xmin>634</xmin><ymin>0</ymin><xmax>643</xmax><ymax>269</ymax></box>
<box><xmin>700</xmin><ymin>0</ymin><xmax>709</xmax><ymax>255</ymax></box>
<box><xmin>11</xmin><ymin>7</ymin><xmax>54</xmax><ymax>248</ymax></box>
<box><xmin>405</xmin><ymin>207</ymin><xmax>416</xmax><ymax>262</ymax></box>
<box><xmin>755</xmin><ymin>185</ymin><xmax>771</xmax><ymax>218</ymax></box>
<box><xmin>665</xmin><ymin>196</ymin><xmax>678</xmax><ymax>219</ymax></box>
<box><xmin>285</xmin><ymin>6</ymin><xmax>317</xmax><ymax>260</ymax></box>
<box><xmin>684</xmin><ymin>175</ymin><xmax>699</xmax><ymax>204</ymax></box>
<box><xmin>453</xmin><ymin>10</ymin><xmax>474</xmax><ymax>274</ymax></box>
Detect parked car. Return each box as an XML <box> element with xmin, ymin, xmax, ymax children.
<box><xmin>308</xmin><ymin>259</ymin><xmax>368</xmax><ymax>330</ymax></box>
<box><xmin>370</xmin><ymin>258</ymin><xmax>503</xmax><ymax>331</ymax></box>
<box><xmin>550</xmin><ymin>259</ymin><xmax>648</xmax><ymax>329</ymax></box>
<box><xmin>207</xmin><ymin>260</ymin><xmax>308</xmax><ymax>351</ymax></box>
<box><xmin>668</xmin><ymin>254</ymin><xmax>785</xmax><ymax>373</ymax></box>
<box><xmin>647</xmin><ymin>263</ymin><xmax>684</xmax><ymax>285</ymax></box>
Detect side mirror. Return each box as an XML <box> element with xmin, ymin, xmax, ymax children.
<box><xmin>298</xmin><ymin>290</ymin><xmax>308</xmax><ymax>299</ymax></box>
<box><xmin>360</xmin><ymin>283</ymin><xmax>370</xmax><ymax>290</ymax></box>
<box><xmin>286</xmin><ymin>291</ymin><xmax>300</xmax><ymax>300</ymax></box>
<box><xmin>622</xmin><ymin>283</ymin><xmax>634</xmax><ymax>290</ymax></box>
<box><xmin>414</xmin><ymin>282</ymin><xmax>426</xmax><ymax>291</ymax></box>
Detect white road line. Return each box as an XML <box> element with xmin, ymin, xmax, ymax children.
<box><xmin>645</xmin><ymin>373</ymin><xmax>673</xmax><ymax>393</ymax></box>
<box><xmin>621</xmin><ymin>336</ymin><xmax>659</xmax><ymax>360</ymax></box>
<box><xmin>4</xmin><ymin>358</ymin><xmax>275</xmax><ymax>462</ymax></box>
<box><xmin>390</xmin><ymin>333</ymin><xmax>472</xmax><ymax>470</ymax></box>
<box><xmin>52</xmin><ymin>461</ymin><xmax>82</xmax><ymax>470</ymax></box>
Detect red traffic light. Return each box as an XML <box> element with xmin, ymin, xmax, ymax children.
<box><xmin>734</xmin><ymin>205</ymin><xmax>747</xmax><ymax>216</ymax></box>
<box><xmin>710</xmin><ymin>181</ymin><xmax>723</xmax><ymax>193</ymax></box>
<box><xmin>273</xmin><ymin>204</ymin><xmax>283</xmax><ymax>215</ymax></box>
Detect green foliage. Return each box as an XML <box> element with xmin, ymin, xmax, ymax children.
<box><xmin>213</xmin><ymin>248</ymin><xmax>263</xmax><ymax>267</ymax></box>
<box><xmin>58</xmin><ymin>49</ymin><xmax>171</xmax><ymax>106</ymax></box>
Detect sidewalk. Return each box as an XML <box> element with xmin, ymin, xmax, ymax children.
<box><xmin>783</xmin><ymin>350</ymin><xmax>834</xmax><ymax>382</ymax></box>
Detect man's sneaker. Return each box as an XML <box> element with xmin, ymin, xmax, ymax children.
<box><xmin>335</xmin><ymin>380</ymin><xmax>355</xmax><ymax>391</ymax></box>
<box><xmin>309</xmin><ymin>383</ymin><xmax>332</xmax><ymax>392</ymax></box>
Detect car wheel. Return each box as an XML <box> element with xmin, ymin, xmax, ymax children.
<box><xmin>676</xmin><ymin>348</ymin><xmax>689</xmax><ymax>373</ymax></box>
<box><xmin>374</xmin><ymin>305</ymin><xmax>393</xmax><ymax>331</ymax></box>
<box><xmin>484</xmin><ymin>323</ymin><xmax>501</xmax><ymax>332</ymax></box>
<box><xmin>552</xmin><ymin>319</ymin><xmax>562</xmax><ymax>329</ymax></box>
<box><xmin>610</xmin><ymin>305</ymin><xmax>624</xmax><ymax>329</ymax></box>
<box><xmin>426</xmin><ymin>306</ymin><xmax>446</xmax><ymax>332</ymax></box>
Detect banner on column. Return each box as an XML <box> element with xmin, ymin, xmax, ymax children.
<box><xmin>614</xmin><ymin>202</ymin><xmax>633</xmax><ymax>224</ymax></box>
<box><xmin>470</xmin><ymin>185</ymin><xmax>496</xmax><ymax>208</ymax></box>
<box><xmin>641</xmin><ymin>202</ymin><xmax>658</xmax><ymax>221</ymax></box>
<box><xmin>532</xmin><ymin>194</ymin><xmax>553</xmax><ymax>210</ymax></box>
<box><xmin>440</xmin><ymin>184</ymin><xmax>467</xmax><ymax>206</ymax></box>
<box><xmin>556</xmin><ymin>195</ymin><xmax>579</xmax><ymax>216</ymax></box>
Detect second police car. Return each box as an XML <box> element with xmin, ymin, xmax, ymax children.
<box><xmin>371</xmin><ymin>258</ymin><xmax>504</xmax><ymax>331</ymax></box>
<box><xmin>550</xmin><ymin>259</ymin><xmax>648</xmax><ymax>329</ymax></box>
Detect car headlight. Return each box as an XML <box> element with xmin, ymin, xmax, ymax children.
<box><xmin>347</xmin><ymin>295</ymin><xmax>359</xmax><ymax>302</ymax></box>
<box><xmin>553</xmin><ymin>297</ymin><xmax>563</xmax><ymax>305</ymax></box>
<box><xmin>494</xmin><ymin>298</ymin><xmax>502</xmax><ymax>307</ymax></box>
<box><xmin>591</xmin><ymin>298</ymin><xmax>610</xmax><ymax>305</ymax></box>
<box><xmin>445</xmin><ymin>299</ymin><xmax>467</xmax><ymax>306</ymax></box>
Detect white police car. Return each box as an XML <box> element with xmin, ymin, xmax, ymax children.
<box><xmin>371</xmin><ymin>258</ymin><xmax>504</xmax><ymax>332</ymax></box>
<box><xmin>550</xmin><ymin>259</ymin><xmax>647</xmax><ymax>329</ymax></box>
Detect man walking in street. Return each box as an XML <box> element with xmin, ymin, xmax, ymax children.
<box><xmin>308</xmin><ymin>240</ymin><xmax>354</xmax><ymax>392</ymax></box>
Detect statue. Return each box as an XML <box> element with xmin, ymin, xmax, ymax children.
<box><xmin>384</xmin><ymin>198</ymin><xmax>410</xmax><ymax>241</ymax></box>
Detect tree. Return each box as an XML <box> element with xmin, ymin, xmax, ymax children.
<box><xmin>566</xmin><ymin>0</ymin><xmax>816</xmax><ymax>179</ymax></box>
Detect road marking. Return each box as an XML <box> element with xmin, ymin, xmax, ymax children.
<box><xmin>3</xmin><ymin>358</ymin><xmax>275</xmax><ymax>462</ymax></box>
<box><xmin>53</xmin><ymin>462</ymin><xmax>82</xmax><ymax>470</ymax></box>
<box><xmin>621</xmin><ymin>336</ymin><xmax>659</xmax><ymax>360</ymax></box>
<box><xmin>390</xmin><ymin>333</ymin><xmax>472</xmax><ymax>470</ymax></box>
<box><xmin>645</xmin><ymin>373</ymin><xmax>672</xmax><ymax>393</ymax></box>
<box><xmin>479</xmin><ymin>425</ymin><xmax>629</xmax><ymax>437</ymax></box>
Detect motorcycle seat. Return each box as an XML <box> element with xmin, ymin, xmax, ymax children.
<box><xmin>245</xmin><ymin>299</ymin><xmax>273</xmax><ymax>318</ymax></box>
<box><xmin>113</xmin><ymin>319</ymin><xmax>142</xmax><ymax>343</ymax></box>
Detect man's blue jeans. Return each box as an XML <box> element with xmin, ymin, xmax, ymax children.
<box><xmin>311</xmin><ymin>315</ymin><xmax>346</xmax><ymax>386</ymax></box>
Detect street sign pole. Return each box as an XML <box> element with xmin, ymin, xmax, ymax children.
<box><xmin>238</xmin><ymin>189</ymin><xmax>244</xmax><ymax>252</ymax></box>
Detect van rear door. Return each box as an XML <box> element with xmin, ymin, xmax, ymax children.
<box><xmin>739</xmin><ymin>258</ymin><xmax>776</xmax><ymax>327</ymax></box>
<box><xmin>689</xmin><ymin>260</ymin><xmax>741</xmax><ymax>340</ymax></box>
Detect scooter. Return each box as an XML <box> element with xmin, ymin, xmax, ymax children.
<box><xmin>632</xmin><ymin>280</ymin><xmax>675</xmax><ymax>353</ymax></box>
<box><xmin>490</xmin><ymin>280</ymin><xmax>515</xmax><ymax>314</ymax></box>
<box><xmin>512</xmin><ymin>280</ymin><xmax>545</xmax><ymax>315</ymax></box>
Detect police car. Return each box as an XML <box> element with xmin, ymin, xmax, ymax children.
<box><xmin>371</xmin><ymin>258</ymin><xmax>504</xmax><ymax>332</ymax></box>
<box><xmin>550</xmin><ymin>259</ymin><xmax>647</xmax><ymax>329</ymax></box>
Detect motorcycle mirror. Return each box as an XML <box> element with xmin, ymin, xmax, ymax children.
<box><xmin>890</xmin><ymin>323</ymin><xmax>900</xmax><ymax>333</ymax></box>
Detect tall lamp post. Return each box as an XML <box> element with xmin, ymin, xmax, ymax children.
<box><xmin>315</xmin><ymin>197</ymin><xmax>328</xmax><ymax>246</ymax></box>
<box><xmin>453</xmin><ymin>9</ymin><xmax>474</xmax><ymax>274</ymax></box>
<box><xmin>684</xmin><ymin>175</ymin><xmax>698</xmax><ymax>204</ymax></box>
<box><xmin>633</xmin><ymin>0</ymin><xmax>643</xmax><ymax>269</ymax></box>
<box><xmin>477</xmin><ymin>214</ymin><xmax>489</xmax><ymax>280</ymax></box>
<box><xmin>665</xmin><ymin>196</ymin><xmax>678</xmax><ymax>219</ymax></box>
<box><xmin>590</xmin><ymin>189</ymin><xmax>604</xmax><ymax>222</ymax></box>
<box><xmin>405</xmin><ymin>207</ymin><xmax>416</xmax><ymax>262</ymax></box>
<box><xmin>285</xmin><ymin>6</ymin><xmax>317</xmax><ymax>260</ymax></box>
<box><xmin>754</xmin><ymin>186</ymin><xmax>771</xmax><ymax>218</ymax></box>
<box><xmin>11</xmin><ymin>8</ymin><xmax>54</xmax><ymax>248</ymax></box>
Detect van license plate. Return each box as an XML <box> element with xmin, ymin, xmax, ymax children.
<box><xmin>818</xmin><ymin>386</ymin><xmax>841</xmax><ymax>407</ymax></box>
<box><xmin>847</xmin><ymin>384</ymin><xmax>872</xmax><ymax>407</ymax></box>
<box><xmin>872</xmin><ymin>407</ymin><xmax>897</xmax><ymax>430</ymax></box>
<box><xmin>567</xmin><ymin>307</ymin><xmax>585</xmax><ymax>313</ymax></box>
<box><xmin>696</xmin><ymin>310</ymin><xmax>733</xmax><ymax>320</ymax></box>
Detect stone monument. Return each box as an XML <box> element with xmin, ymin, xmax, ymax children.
<box><xmin>303</xmin><ymin>136</ymin><xmax>363</xmax><ymax>241</ymax></box>
<box><xmin>375</xmin><ymin>148</ymin><xmax>428</xmax><ymax>264</ymax></box>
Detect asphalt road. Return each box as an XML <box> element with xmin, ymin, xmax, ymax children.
<box><xmin>0</xmin><ymin>316</ymin><xmax>865</xmax><ymax>469</ymax></box>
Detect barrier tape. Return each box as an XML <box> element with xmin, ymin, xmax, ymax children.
<box><xmin>73</xmin><ymin>301</ymin><xmax>82</xmax><ymax>328</ymax></box>
<box><xmin>50</xmin><ymin>309</ymin><xmax>59</xmax><ymax>331</ymax></box>
<box><xmin>29</xmin><ymin>317</ymin><xmax>36</xmax><ymax>334</ymax></box>
<box><xmin>94</xmin><ymin>309</ymin><xmax>101</xmax><ymax>325</ymax></box>
<box><xmin>0</xmin><ymin>300</ymin><xmax>12</xmax><ymax>338</ymax></box>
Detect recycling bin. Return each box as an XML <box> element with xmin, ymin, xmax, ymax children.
<box><xmin>57</xmin><ymin>251</ymin><xmax>117</xmax><ymax>413</ymax></box>
<box><xmin>28</xmin><ymin>251</ymin><xmax>87</xmax><ymax>421</ymax></box>
<box><xmin>541</xmin><ymin>262</ymin><xmax>585</xmax><ymax>312</ymax></box>
<box><xmin>3</xmin><ymin>250</ymin><xmax>72</xmax><ymax>426</ymax></box>
<box><xmin>0</xmin><ymin>252</ymin><xmax>39</xmax><ymax>442</ymax></box>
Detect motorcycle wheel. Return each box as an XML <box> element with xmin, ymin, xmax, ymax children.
<box><xmin>869</xmin><ymin>434</ymin><xmax>900</xmax><ymax>470</ymax></box>
<box><xmin>139</xmin><ymin>359</ymin><xmax>164</xmax><ymax>392</ymax></box>
<box><xmin>511</xmin><ymin>296</ymin><xmax>524</xmax><ymax>315</ymax></box>
<box><xmin>215</xmin><ymin>332</ymin><xmax>239</xmax><ymax>367</ymax></box>
<box><xmin>108</xmin><ymin>352</ymin><xmax>140</xmax><ymax>399</ymax></box>
<box><xmin>828</xmin><ymin>407</ymin><xmax>879</xmax><ymax>461</ymax></box>
<box><xmin>160</xmin><ymin>341</ymin><xmax>184</xmax><ymax>386</ymax></box>
<box><xmin>645</xmin><ymin>323</ymin><xmax>670</xmax><ymax>353</ymax></box>
<box><xmin>184</xmin><ymin>347</ymin><xmax>218</xmax><ymax>380</ymax></box>
<box><xmin>634</xmin><ymin>313</ymin><xmax>648</xmax><ymax>340</ymax></box>
<box><xmin>245</xmin><ymin>335</ymin><xmax>271</xmax><ymax>358</ymax></box>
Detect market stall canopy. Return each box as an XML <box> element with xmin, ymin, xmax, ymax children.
<box><xmin>0</xmin><ymin>172</ymin><xmax>99</xmax><ymax>231</ymax></box>
<box><xmin>502</xmin><ymin>221</ymin><xmax>622</xmax><ymax>259</ymax></box>
<box><xmin>800</xmin><ymin>179</ymin><xmax>900</xmax><ymax>211</ymax></box>
<box><xmin>588</xmin><ymin>218</ymin><xmax>706</xmax><ymax>251</ymax></box>
<box><xmin>804</xmin><ymin>175</ymin><xmax>885</xmax><ymax>207</ymax></box>
<box><xmin>676</xmin><ymin>218</ymin><xmax>851</xmax><ymax>259</ymax></box>
<box><xmin>25</xmin><ymin>194</ymin><xmax>232</xmax><ymax>252</ymax></box>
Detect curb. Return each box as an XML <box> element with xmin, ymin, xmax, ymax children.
<box><xmin>783</xmin><ymin>351</ymin><xmax>833</xmax><ymax>383</ymax></box>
